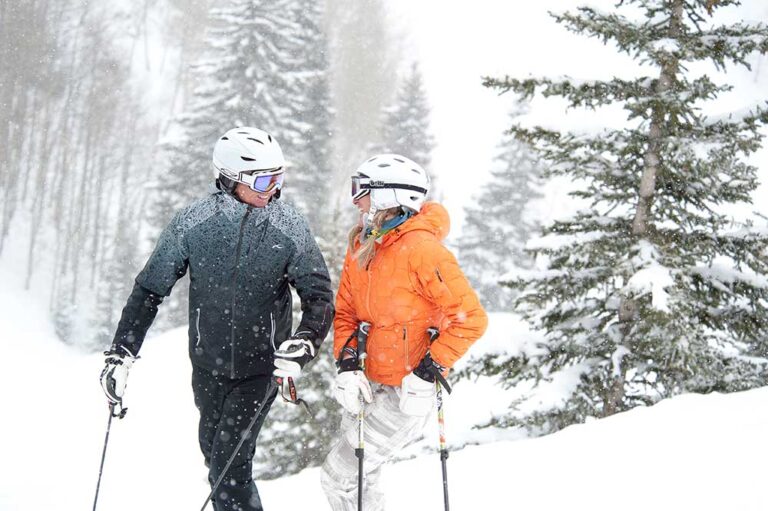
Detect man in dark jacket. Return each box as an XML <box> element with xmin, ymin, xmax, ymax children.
<box><xmin>99</xmin><ymin>127</ymin><xmax>334</xmax><ymax>511</ymax></box>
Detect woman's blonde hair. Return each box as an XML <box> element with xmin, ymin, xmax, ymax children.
<box><xmin>348</xmin><ymin>207</ymin><xmax>401</xmax><ymax>268</ymax></box>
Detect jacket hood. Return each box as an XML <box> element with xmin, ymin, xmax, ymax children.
<box><xmin>382</xmin><ymin>201</ymin><xmax>450</xmax><ymax>246</ymax></box>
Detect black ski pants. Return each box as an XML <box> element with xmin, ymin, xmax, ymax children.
<box><xmin>192</xmin><ymin>365</ymin><xmax>277</xmax><ymax>511</ymax></box>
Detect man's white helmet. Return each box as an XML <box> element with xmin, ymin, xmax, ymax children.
<box><xmin>213</xmin><ymin>127</ymin><xmax>285</xmax><ymax>194</ymax></box>
<box><xmin>351</xmin><ymin>154</ymin><xmax>430</xmax><ymax>214</ymax></box>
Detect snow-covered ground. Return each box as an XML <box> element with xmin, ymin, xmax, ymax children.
<box><xmin>1</xmin><ymin>272</ymin><xmax>767</xmax><ymax>510</ymax></box>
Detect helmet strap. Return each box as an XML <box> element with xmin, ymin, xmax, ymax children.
<box><xmin>216</xmin><ymin>175</ymin><xmax>237</xmax><ymax>195</ymax></box>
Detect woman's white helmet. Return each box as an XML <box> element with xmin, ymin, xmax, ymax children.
<box><xmin>351</xmin><ymin>154</ymin><xmax>430</xmax><ymax>214</ymax></box>
<box><xmin>213</xmin><ymin>127</ymin><xmax>285</xmax><ymax>194</ymax></box>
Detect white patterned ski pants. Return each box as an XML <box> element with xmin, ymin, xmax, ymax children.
<box><xmin>321</xmin><ymin>383</ymin><xmax>432</xmax><ymax>511</ymax></box>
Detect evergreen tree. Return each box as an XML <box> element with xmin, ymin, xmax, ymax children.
<box><xmin>326</xmin><ymin>0</ymin><xmax>399</xmax><ymax>187</ymax></box>
<box><xmin>144</xmin><ymin>0</ymin><xmax>336</xmax><ymax>477</ymax></box>
<box><xmin>375</xmin><ymin>63</ymin><xmax>438</xmax><ymax>196</ymax></box>
<box><xmin>478</xmin><ymin>0</ymin><xmax>768</xmax><ymax>434</ymax></box>
<box><xmin>282</xmin><ymin>0</ymin><xmax>334</xmax><ymax>219</ymax></box>
<box><xmin>150</xmin><ymin>0</ymin><xmax>334</xmax><ymax>327</ymax></box>
<box><xmin>154</xmin><ymin>0</ymin><xmax>333</xmax><ymax>228</ymax></box>
<box><xmin>457</xmin><ymin>106</ymin><xmax>543</xmax><ymax>311</ymax></box>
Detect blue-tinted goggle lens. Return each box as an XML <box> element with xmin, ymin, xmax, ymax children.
<box><xmin>242</xmin><ymin>170</ymin><xmax>284</xmax><ymax>193</ymax></box>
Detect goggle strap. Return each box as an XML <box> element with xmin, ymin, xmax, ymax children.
<box><xmin>362</xmin><ymin>182</ymin><xmax>428</xmax><ymax>194</ymax></box>
<box><xmin>239</xmin><ymin>167</ymin><xmax>283</xmax><ymax>179</ymax></box>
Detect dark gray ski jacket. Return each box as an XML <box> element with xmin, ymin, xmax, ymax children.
<box><xmin>112</xmin><ymin>191</ymin><xmax>334</xmax><ymax>379</ymax></box>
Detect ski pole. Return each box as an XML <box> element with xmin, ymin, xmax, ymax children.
<box><xmin>427</xmin><ymin>327</ymin><xmax>451</xmax><ymax>511</ymax></box>
<box><xmin>93</xmin><ymin>403</ymin><xmax>126</xmax><ymax>511</ymax></box>
<box><xmin>200</xmin><ymin>378</ymin><xmax>277</xmax><ymax>511</ymax></box>
<box><xmin>436</xmin><ymin>381</ymin><xmax>449</xmax><ymax>511</ymax></box>
<box><xmin>356</xmin><ymin>321</ymin><xmax>370</xmax><ymax>511</ymax></box>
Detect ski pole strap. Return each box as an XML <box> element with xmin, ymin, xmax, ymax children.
<box><xmin>337</xmin><ymin>331</ymin><xmax>358</xmax><ymax>367</ymax></box>
<box><xmin>277</xmin><ymin>376</ymin><xmax>313</xmax><ymax>417</ymax></box>
<box><xmin>425</xmin><ymin>327</ymin><xmax>452</xmax><ymax>394</ymax></box>
<box><xmin>431</xmin><ymin>367</ymin><xmax>452</xmax><ymax>394</ymax></box>
<box><xmin>111</xmin><ymin>402</ymin><xmax>128</xmax><ymax>419</ymax></box>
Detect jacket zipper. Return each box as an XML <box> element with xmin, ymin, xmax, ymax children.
<box><xmin>269</xmin><ymin>312</ymin><xmax>276</xmax><ymax>351</ymax></box>
<box><xmin>230</xmin><ymin>207</ymin><xmax>252</xmax><ymax>378</ymax></box>
<box><xmin>365</xmin><ymin>249</ymin><xmax>376</xmax><ymax>322</ymax></box>
<box><xmin>403</xmin><ymin>326</ymin><xmax>409</xmax><ymax>372</ymax></box>
<box><xmin>195</xmin><ymin>308</ymin><xmax>202</xmax><ymax>347</ymax></box>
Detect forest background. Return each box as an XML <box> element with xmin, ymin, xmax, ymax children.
<box><xmin>1</xmin><ymin>0</ymin><xmax>767</xmax><ymax>478</ymax></box>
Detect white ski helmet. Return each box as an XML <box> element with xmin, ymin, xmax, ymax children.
<box><xmin>212</xmin><ymin>127</ymin><xmax>286</xmax><ymax>195</ymax></box>
<box><xmin>351</xmin><ymin>154</ymin><xmax>430</xmax><ymax>214</ymax></box>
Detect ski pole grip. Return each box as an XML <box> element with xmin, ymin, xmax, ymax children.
<box><xmin>427</xmin><ymin>327</ymin><xmax>440</xmax><ymax>343</ymax></box>
<box><xmin>357</xmin><ymin>321</ymin><xmax>370</xmax><ymax>368</ymax></box>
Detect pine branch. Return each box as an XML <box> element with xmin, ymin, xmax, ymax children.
<box><xmin>552</xmin><ymin>7</ymin><xmax>656</xmax><ymax>57</ymax></box>
<box><xmin>680</xmin><ymin>22</ymin><xmax>768</xmax><ymax>70</ymax></box>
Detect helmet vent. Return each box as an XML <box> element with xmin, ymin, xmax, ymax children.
<box><xmin>367</xmin><ymin>157</ymin><xmax>377</xmax><ymax>162</ymax></box>
<box><xmin>268</xmin><ymin>134</ymin><xmax>273</xmax><ymax>143</ymax></box>
<box><xmin>241</xmin><ymin>156</ymin><xmax>256</xmax><ymax>161</ymax></box>
<box><xmin>377</xmin><ymin>163</ymin><xmax>390</xmax><ymax>168</ymax></box>
<box><xmin>411</xmin><ymin>168</ymin><xmax>421</xmax><ymax>173</ymax></box>
<box><xmin>238</xmin><ymin>131</ymin><xmax>249</xmax><ymax>134</ymax></box>
<box><xmin>394</xmin><ymin>158</ymin><xmax>405</xmax><ymax>163</ymax></box>
<box><xmin>247</xmin><ymin>137</ymin><xmax>264</xmax><ymax>144</ymax></box>
<box><xmin>221</xmin><ymin>137</ymin><xmax>229</xmax><ymax>140</ymax></box>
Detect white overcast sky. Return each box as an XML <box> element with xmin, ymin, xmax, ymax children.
<box><xmin>386</xmin><ymin>0</ymin><xmax>768</xmax><ymax>236</ymax></box>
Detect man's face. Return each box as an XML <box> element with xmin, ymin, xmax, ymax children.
<box><xmin>234</xmin><ymin>182</ymin><xmax>278</xmax><ymax>208</ymax></box>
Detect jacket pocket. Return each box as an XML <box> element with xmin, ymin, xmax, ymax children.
<box><xmin>269</xmin><ymin>312</ymin><xmax>276</xmax><ymax>351</ymax></box>
<box><xmin>195</xmin><ymin>307</ymin><xmax>203</xmax><ymax>347</ymax></box>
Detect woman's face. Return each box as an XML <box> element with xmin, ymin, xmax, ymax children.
<box><xmin>353</xmin><ymin>193</ymin><xmax>371</xmax><ymax>214</ymax></box>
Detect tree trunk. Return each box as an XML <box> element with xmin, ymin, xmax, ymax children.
<box><xmin>630</xmin><ymin>0</ymin><xmax>681</xmax><ymax>236</ymax></box>
<box><xmin>25</xmin><ymin>99</ymin><xmax>53</xmax><ymax>290</ymax></box>
<box><xmin>611</xmin><ymin>0</ymin><xmax>683</xmax><ymax>415</ymax></box>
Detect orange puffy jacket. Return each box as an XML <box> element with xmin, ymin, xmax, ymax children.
<box><xmin>333</xmin><ymin>202</ymin><xmax>488</xmax><ymax>386</ymax></box>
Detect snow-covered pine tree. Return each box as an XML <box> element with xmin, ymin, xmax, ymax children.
<box><xmin>479</xmin><ymin>0</ymin><xmax>768</xmax><ymax>434</ymax></box>
<box><xmin>153</xmin><ymin>0</ymin><xmax>333</xmax><ymax>229</ymax></box>
<box><xmin>457</xmin><ymin>106</ymin><xmax>543</xmax><ymax>311</ymax></box>
<box><xmin>149</xmin><ymin>0</ymin><xmax>334</xmax><ymax>327</ymax></box>
<box><xmin>326</xmin><ymin>0</ymin><xmax>399</xmax><ymax>186</ymax></box>
<box><xmin>280</xmin><ymin>0</ymin><xmax>334</xmax><ymax>218</ymax></box>
<box><xmin>144</xmin><ymin>0</ymin><xmax>337</xmax><ymax>477</ymax></box>
<box><xmin>374</xmin><ymin>62</ymin><xmax>438</xmax><ymax>197</ymax></box>
<box><xmin>153</xmin><ymin>0</ymin><xmax>293</xmax><ymax>225</ymax></box>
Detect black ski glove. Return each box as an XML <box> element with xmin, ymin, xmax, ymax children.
<box><xmin>336</xmin><ymin>346</ymin><xmax>359</xmax><ymax>373</ymax></box>
<box><xmin>100</xmin><ymin>346</ymin><xmax>138</xmax><ymax>404</ymax></box>
<box><xmin>273</xmin><ymin>333</ymin><xmax>316</xmax><ymax>379</ymax></box>
<box><xmin>412</xmin><ymin>353</ymin><xmax>446</xmax><ymax>383</ymax></box>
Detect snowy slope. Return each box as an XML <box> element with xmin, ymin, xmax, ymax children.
<box><xmin>1</xmin><ymin>280</ymin><xmax>767</xmax><ymax>510</ymax></box>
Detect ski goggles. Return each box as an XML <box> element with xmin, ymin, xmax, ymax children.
<box><xmin>351</xmin><ymin>175</ymin><xmax>370</xmax><ymax>201</ymax></box>
<box><xmin>239</xmin><ymin>168</ymin><xmax>284</xmax><ymax>193</ymax></box>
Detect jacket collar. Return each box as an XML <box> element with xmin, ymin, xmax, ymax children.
<box><xmin>379</xmin><ymin>201</ymin><xmax>450</xmax><ymax>248</ymax></box>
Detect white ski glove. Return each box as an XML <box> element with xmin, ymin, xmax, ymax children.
<box><xmin>399</xmin><ymin>372</ymin><xmax>436</xmax><ymax>417</ymax></box>
<box><xmin>100</xmin><ymin>346</ymin><xmax>137</xmax><ymax>405</ymax></box>
<box><xmin>333</xmin><ymin>370</ymin><xmax>373</xmax><ymax>415</ymax></box>
<box><xmin>273</xmin><ymin>337</ymin><xmax>315</xmax><ymax>379</ymax></box>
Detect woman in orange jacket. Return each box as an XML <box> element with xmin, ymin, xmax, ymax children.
<box><xmin>320</xmin><ymin>154</ymin><xmax>488</xmax><ymax>510</ymax></box>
